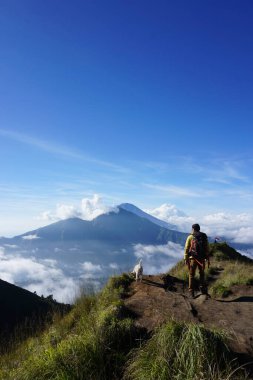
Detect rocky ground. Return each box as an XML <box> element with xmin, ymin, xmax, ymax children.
<box><xmin>124</xmin><ymin>274</ymin><xmax>253</xmax><ymax>375</ymax></box>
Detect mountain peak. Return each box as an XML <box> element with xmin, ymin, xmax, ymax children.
<box><xmin>119</xmin><ymin>203</ymin><xmax>177</xmax><ymax>230</ymax></box>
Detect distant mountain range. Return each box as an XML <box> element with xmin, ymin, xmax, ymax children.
<box><xmin>17</xmin><ymin>207</ymin><xmax>184</xmax><ymax>244</ymax></box>
<box><xmin>0</xmin><ymin>203</ymin><xmax>251</xmax><ymax>301</ymax></box>
<box><xmin>0</xmin><ymin>206</ymin><xmax>188</xmax><ymax>267</ymax></box>
<box><xmin>0</xmin><ymin>205</ymin><xmax>188</xmax><ymax>299</ymax></box>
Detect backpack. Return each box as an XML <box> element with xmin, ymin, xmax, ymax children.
<box><xmin>189</xmin><ymin>233</ymin><xmax>208</xmax><ymax>259</ymax></box>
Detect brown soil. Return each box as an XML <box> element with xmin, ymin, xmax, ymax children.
<box><xmin>124</xmin><ymin>275</ymin><xmax>253</xmax><ymax>359</ymax></box>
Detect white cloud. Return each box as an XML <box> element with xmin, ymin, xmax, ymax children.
<box><xmin>144</xmin><ymin>184</ymin><xmax>202</xmax><ymax>198</ymax></box>
<box><xmin>39</xmin><ymin>194</ymin><xmax>119</xmax><ymax>222</ymax></box>
<box><xmin>237</xmin><ymin>249</ymin><xmax>253</xmax><ymax>260</ymax></box>
<box><xmin>134</xmin><ymin>242</ymin><xmax>183</xmax><ymax>259</ymax></box>
<box><xmin>25</xmin><ymin>276</ymin><xmax>78</xmax><ymax>304</ymax></box>
<box><xmin>40</xmin><ymin>204</ymin><xmax>77</xmax><ymax>221</ymax></box>
<box><xmin>22</xmin><ymin>234</ymin><xmax>40</xmax><ymax>240</ymax></box>
<box><xmin>80</xmin><ymin>194</ymin><xmax>118</xmax><ymax>220</ymax></box>
<box><xmin>200</xmin><ymin>213</ymin><xmax>253</xmax><ymax>244</ymax></box>
<box><xmin>231</xmin><ymin>227</ymin><xmax>253</xmax><ymax>244</ymax></box>
<box><xmin>147</xmin><ymin>203</ymin><xmax>186</xmax><ymax>218</ymax></box>
<box><xmin>0</xmin><ymin>246</ymin><xmax>5</xmax><ymax>258</ymax></box>
<box><xmin>4</xmin><ymin>244</ymin><xmax>19</xmax><ymax>249</ymax></box>
<box><xmin>79</xmin><ymin>261</ymin><xmax>104</xmax><ymax>280</ymax></box>
<box><xmin>0</xmin><ymin>129</ymin><xmax>127</xmax><ymax>172</ymax></box>
<box><xmin>147</xmin><ymin>203</ymin><xmax>194</xmax><ymax>232</ymax></box>
<box><xmin>133</xmin><ymin>242</ymin><xmax>184</xmax><ymax>274</ymax></box>
<box><xmin>109</xmin><ymin>263</ymin><xmax>119</xmax><ymax>270</ymax></box>
<box><xmin>0</xmin><ymin>247</ymin><xmax>78</xmax><ymax>303</ymax></box>
<box><xmin>81</xmin><ymin>261</ymin><xmax>102</xmax><ymax>272</ymax></box>
<box><xmin>147</xmin><ymin>202</ymin><xmax>253</xmax><ymax>245</ymax></box>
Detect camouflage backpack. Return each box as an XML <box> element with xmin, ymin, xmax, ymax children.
<box><xmin>189</xmin><ymin>233</ymin><xmax>208</xmax><ymax>259</ymax></box>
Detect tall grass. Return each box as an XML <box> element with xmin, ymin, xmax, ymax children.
<box><xmin>1</xmin><ymin>268</ymin><xmax>251</xmax><ymax>379</ymax></box>
<box><xmin>0</xmin><ymin>273</ymin><xmax>137</xmax><ymax>380</ymax></box>
<box><xmin>210</xmin><ymin>261</ymin><xmax>253</xmax><ymax>297</ymax></box>
<box><xmin>168</xmin><ymin>260</ymin><xmax>188</xmax><ymax>282</ymax></box>
<box><xmin>124</xmin><ymin>320</ymin><xmax>246</xmax><ymax>380</ymax></box>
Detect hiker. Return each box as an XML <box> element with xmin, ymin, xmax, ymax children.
<box><xmin>184</xmin><ymin>224</ymin><xmax>209</xmax><ymax>298</ymax></box>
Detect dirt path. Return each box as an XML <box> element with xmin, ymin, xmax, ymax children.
<box><xmin>124</xmin><ymin>275</ymin><xmax>253</xmax><ymax>357</ymax></box>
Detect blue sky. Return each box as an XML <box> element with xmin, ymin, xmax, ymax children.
<box><xmin>1</xmin><ymin>0</ymin><xmax>253</xmax><ymax>237</ymax></box>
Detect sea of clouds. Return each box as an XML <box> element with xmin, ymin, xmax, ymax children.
<box><xmin>133</xmin><ymin>241</ymin><xmax>183</xmax><ymax>274</ymax></box>
<box><xmin>1</xmin><ymin>195</ymin><xmax>253</xmax><ymax>303</ymax></box>
<box><xmin>0</xmin><ymin>245</ymin><xmax>121</xmax><ymax>303</ymax></box>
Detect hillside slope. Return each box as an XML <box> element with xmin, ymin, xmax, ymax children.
<box><xmin>0</xmin><ymin>279</ymin><xmax>70</xmax><ymax>347</ymax></box>
<box><xmin>1</xmin><ymin>243</ymin><xmax>252</xmax><ymax>379</ymax></box>
<box><xmin>124</xmin><ymin>243</ymin><xmax>253</xmax><ymax>374</ymax></box>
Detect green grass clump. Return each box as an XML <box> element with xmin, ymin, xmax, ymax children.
<box><xmin>124</xmin><ymin>320</ymin><xmax>245</xmax><ymax>380</ymax></box>
<box><xmin>210</xmin><ymin>261</ymin><xmax>253</xmax><ymax>297</ymax></box>
<box><xmin>168</xmin><ymin>260</ymin><xmax>188</xmax><ymax>282</ymax></box>
<box><xmin>0</xmin><ymin>273</ymin><xmax>137</xmax><ymax>380</ymax></box>
<box><xmin>107</xmin><ymin>272</ymin><xmax>134</xmax><ymax>291</ymax></box>
<box><xmin>209</xmin><ymin>243</ymin><xmax>252</xmax><ymax>263</ymax></box>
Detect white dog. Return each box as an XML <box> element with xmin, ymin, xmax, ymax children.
<box><xmin>132</xmin><ymin>259</ymin><xmax>143</xmax><ymax>282</ymax></box>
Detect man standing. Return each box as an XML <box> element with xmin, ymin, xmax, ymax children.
<box><xmin>184</xmin><ymin>224</ymin><xmax>209</xmax><ymax>298</ymax></box>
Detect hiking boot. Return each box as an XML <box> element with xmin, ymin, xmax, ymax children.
<box><xmin>200</xmin><ymin>286</ymin><xmax>208</xmax><ymax>295</ymax></box>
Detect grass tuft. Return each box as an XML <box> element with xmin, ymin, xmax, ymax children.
<box><xmin>124</xmin><ymin>321</ymin><xmax>246</xmax><ymax>380</ymax></box>
<box><xmin>210</xmin><ymin>261</ymin><xmax>253</xmax><ymax>297</ymax></box>
<box><xmin>0</xmin><ymin>273</ymin><xmax>137</xmax><ymax>380</ymax></box>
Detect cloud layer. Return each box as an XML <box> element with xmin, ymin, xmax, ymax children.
<box><xmin>40</xmin><ymin>194</ymin><xmax>118</xmax><ymax>222</ymax></box>
<box><xmin>133</xmin><ymin>242</ymin><xmax>183</xmax><ymax>274</ymax></box>
<box><xmin>0</xmin><ymin>245</ymin><xmax>127</xmax><ymax>302</ymax></box>
<box><xmin>0</xmin><ymin>246</ymin><xmax>79</xmax><ymax>303</ymax></box>
<box><xmin>147</xmin><ymin>203</ymin><xmax>253</xmax><ymax>244</ymax></box>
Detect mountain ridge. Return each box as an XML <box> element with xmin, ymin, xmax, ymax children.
<box><xmin>10</xmin><ymin>208</ymin><xmax>187</xmax><ymax>245</ymax></box>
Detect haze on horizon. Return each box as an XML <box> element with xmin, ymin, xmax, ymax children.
<box><xmin>1</xmin><ymin>1</ymin><xmax>253</xmax><ymax>242</ymax></box>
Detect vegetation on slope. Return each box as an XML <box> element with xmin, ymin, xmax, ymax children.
<box><xmin>1</xmin><ymin>243</ymin><xmax>252</xmax><ymax>379</ymax></box>
<box><xmin>0</xmin><ymin>273</ymin><xmax>139</xmax><ymax>380</ymax></box>
<box><xmin>124</xmin><ymin>320</ymin><xmax>245</xmax><ymax>380</ymax></box>
<box><xmin>0</xmin><ymin>279</ymin><xmax>70</xmax><ymax>353</ymax></box>
<box><xmin>168</xmin><ymin>242</ymin><xmax>253</xmax><ymax>297</ymax></box>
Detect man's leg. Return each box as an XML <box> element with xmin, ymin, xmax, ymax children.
<box><xmin>198</xmin><ymin>263</ymin><xmax>207</xmax><ymax>294</ymax></box>
<box><xmin>189</xmin><ymin>260</ymin><xmax>197</xmax><ymax>297</ymax></box>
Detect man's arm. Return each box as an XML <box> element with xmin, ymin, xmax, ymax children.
<box><xmin>184</xmin><ymin>235</ymin><xmax>192</xmax><ymax>262</ymax></box>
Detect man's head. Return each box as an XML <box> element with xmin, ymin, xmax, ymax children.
<box><xmin>192</xmin><ymin>223</ymin><xmax>200</xmax><ymax>232</ymax></box>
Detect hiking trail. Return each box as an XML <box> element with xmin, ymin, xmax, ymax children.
<box><xmin>124</xmin><ymin>274</ymin><xmax>253</xmax><ymax>359</ymax></box>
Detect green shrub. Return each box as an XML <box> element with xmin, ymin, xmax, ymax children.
<box><xmin>124</xmin><ymin>321</ymin><xmax>244</xmax><ymax>380</ymax></box>
<box><xmin>106</xmin><ymin>273</ymin><xmax>133</xmax><ymax>293</ymax></box>
<box><xmin>209</xmin><ymin>243</ymin><xmax>252</xmax><ymax>263</ymax></box>
<box><xmin>210</xmin><ymin>261</ymin><xmax>253</xmax><ymax>297</ymax></box>
<box><xmin>168</xmin><ymin>260</ymin><xmax>188</xmax><ymax>283</ymax></box>
<box><xmin>0</xmin><ymin>274</ymin><xmax>137</xmax><ymax>380</ymax></box>
<box><xmin>211</xmin><ymin>284</ymin><xmax>232</xmax><ymax>298</ymax></box>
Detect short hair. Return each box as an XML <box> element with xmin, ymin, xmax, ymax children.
<box><xmin>192</xmin><ymin>223</ymin><xmax>200</xmax><ymax>231</ymax></box>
